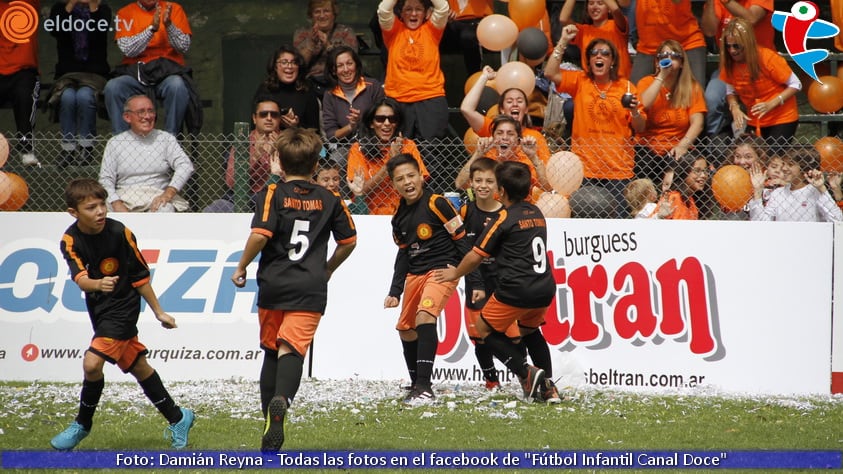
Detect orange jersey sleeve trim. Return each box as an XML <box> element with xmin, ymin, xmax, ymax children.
<box><xmin>73</xmin><ymin>270</ymin><xmax>90</xmax><ymax>283</ymax></box>
<box><xmin>472</xmin><ymin>246</ymin><xmax>491</xmax><ymax>258</ymax></box>
<box><xmin>131</xmin><ymin>276</ymin><xmax>151</xmax><ymax>288</ymax></box>
<box><xmin>251</xmin><ymin>228</ymin><xmax>273</xmax><ymax>238</ymax></box>
<box><xmin>336</xmin><ymin>236</ymin><xmax>357</xmax><ymax>245</ymax></box>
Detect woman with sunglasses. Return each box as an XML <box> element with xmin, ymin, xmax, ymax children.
<box><xmin>460</xmin><ymin>66</ymin><xmax>552</xmax><ymax>166</ymax></box>
<box><xmin>558</xmin><ymin>0</ymin><xmax>631</xmax><ymax>79</ymax></box>
<box><xmin>544</xmin><ymin>26</ymin><xmax>646</xmax><ymax>210</ymax></box>
<box><xmin>253</xmin><ymin>45</ymin><xmax>321</xmax><ymax>132</ymax></box>
<box><xmin>720</xmin><ymin>19</ymin><xmax>800</xmax><ymax>144</ymax></box>
<box><xmin>635</xmin><ymin>40</ymin><xmax>706</xmax><ymax>189</ymax></box>
<box><xmin>347</xmin><ymin>97</ymin><xmax>430</xmax><ymax>215</ymax></box>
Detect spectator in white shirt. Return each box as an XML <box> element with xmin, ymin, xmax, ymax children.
<box><xmin>99</xmin><ymin>95</ymin><xmax>194</xmax><ymax>212</ymax></box>
<box><xmin>748</xmin><ymin>148</ymin><xmax>842</xmax><ymax>222</ymax></box>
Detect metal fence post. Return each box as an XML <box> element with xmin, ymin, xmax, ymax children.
<box><xmin>232</xmin><ymin>122</ymin><xmax>250</xmax><ymax>213</ymax></box>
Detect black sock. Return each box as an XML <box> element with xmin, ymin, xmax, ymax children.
<box><xmin>523</xmin><ymin>330</ymin><xmax>553</xmax><ymax>378</ymax></box>
<box><xmin>139</xmin><ymin>371</ymin><xmax>181</xmax><ymax>424</ymax></box>
<box><xmin>401</xmin><ymin>339</ymin><xmax>418</xmax><ymax>386</ymax></box>
<box><xmin>274</xmin><ymin>353</ymin><xmax>303</xmax><ymax>406</ymax></box>
<box><xmin>260</xmin><ymin>349</ymin><xmax>278</xmax><ymax>417</ymax></box>
<box><xmin>415</xmin><ymin>323</ymin><xmax>438</xmax><ymax>391</ymax></box>
<box><xmin>482</xmin><ymin>331</ymin><xmax>529</xmax><ymax>379</ymax></box>
<box><xmin>75</xmin><ymin>377</ymin><xmax>104</xmax><ymax>431</ymax></box>
<box><xmin>474</xmin><ymin>343</ymin><xmax>498</xmax><ymax>382</ymax></box>
<box><xmin>517</xmin><ymin>339</ymin><xmax>528</xmax><ymax>360</ymax></box>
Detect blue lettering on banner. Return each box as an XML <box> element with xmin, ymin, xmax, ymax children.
<box><xmin>0</xmin><ymin>246</ymin><xmax>259</xmax><ymax>315</ymax></box>
<box><xmin>1</xmin><ymin>450</ymin><xmax>841</xmax><ymax>469</ymax></box>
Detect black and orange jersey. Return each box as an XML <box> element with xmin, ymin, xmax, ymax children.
<box><xmin>472</xmin><ymin>201</ymin><xmax>556</xmax><ymax>309</ymax></box>
<box><xmin>60</xmin><ymin>218</ymin><xmax>151</xmax><ymax>339</ymax></box>
<box><xmin>389</xmin><ymin>189</ymin><xmax>469</xmax><ymax>297</ymax></box>
<box><xmin>461</xmin><ymin>200</ymin><xmax>502</xmax><ymax>310</ymax></box>
<box><xmin>251</xmin><ymin>179</ymin><xmax>357</xmax><ymax>313</ymax></box>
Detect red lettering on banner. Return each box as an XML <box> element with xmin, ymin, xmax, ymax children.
<box><xmin>436</xmin><ymin>250</ymin><xmax>722</xmax><ymax>359</ymax></box>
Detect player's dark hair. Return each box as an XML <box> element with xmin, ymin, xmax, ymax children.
<box><xmin>495</xmin><ymin>161</ymin><xmax>531</xmax><ymax>202</ymax></box>
<box><xmin>386</xmin><ymin>153</ymin><xmax>420</xmax><ymax>179</ymax></box>
<box><xmin>469</xmin><ymin>157</ymin><xmax>498</xmax><ymax>180</ymax></box>
<box><xmin>276</xmin><ymin>128</ymin><xmax>323</xmax><ymax>176</ymax></box>
<box><xmin>65</xmin><ymin>178</ymin><xmax>107</xmax><ymax>209</ymax></box>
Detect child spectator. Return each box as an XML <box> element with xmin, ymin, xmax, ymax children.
<box><xmin>383</xmin><ymin>153</ymin><xmax>468</xmax><ymax>405</ymax></box>
<box><xmin>315</xmin><ymin>160</ymin><xmax>369</xmax><ymax>214</ymax></box>
<box><xmin>748</xmin><ymin>148</ymin><xmax>843</xmax><ymax>222</ymax></box>
<box><xmin>51</xmin><ymin>178</ymin><xmax>194</xmax><ymax>451</ymax></box>
<box><xmin>434</xmin><ymin>161</ymin><xmax>558</xmax><ymax>403</ymax></box>
<box><xmin>657</xmin><ymin>153</ymin><xmax>710</xmax><ymax>220</ymax></box>
<box><xmin>623</xmin><ymin>178</ymin><xmax>672</xmax><ymax>218</ymax></box>
<box><xmin>231</xmin><ymin>128</ymin><xmax>357</xmax><ymax>452</ymax></box>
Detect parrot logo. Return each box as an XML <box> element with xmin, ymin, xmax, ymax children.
<box><xmin>771</xmin><ymin>1</ymin><xmax>840</xmax><ymax>84</ymax></box>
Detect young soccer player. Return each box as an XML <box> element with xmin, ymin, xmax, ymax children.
<box><xmin>51</xmin><ymin>179</ymin><xmax>194</xmax><ymax>451</ymax></box>
<box><xmin>384</xmin><ymin>153</ymin><xmax>469</xmax><ymax>405</ymax></box>
<box><xmin>434</xmin><ymin>161</ymin><xmax>558</xmax><ymax>403</ymax></box>
<box><xmin>461</xmin><ymin>157</ymin><xmax>509</xmax><ymax>391</ymax></box>
<box><xmin>232</xmin><ymin>128</ymin><xmax>357</xmax><ymax>452</ymax></box>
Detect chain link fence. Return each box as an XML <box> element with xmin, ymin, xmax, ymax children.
<box><xmin>0</xmin><ymin>129</ymin><xmax>840</xmax><ymax>222</ymax></box>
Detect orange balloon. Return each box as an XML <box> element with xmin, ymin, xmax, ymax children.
<box><xmin>0</xmin><ymin>133</ymin><xmax>8</xmax><ymax>168</ymax></box>
<box><xmin>0</xmin><ymin>172</ymin><xmax>28</xmax><ymax>211</ymax></box>
<box><xmin>464</xmin><ymin>127</ymin><xmax>480</xmax><ymax>155</ymax></box>
<box><xmin>464</xmin><ymin>71</ymin><xmax>496</xmax><ymax>95</ymax></box>
<box><xmin>0</xmin><ymin>172</ymin><xmax>11</xmax><ymax>205</ymax></box>
<box><xmin>838</xmin><ymin>65</ymin><xmax>843</xmax><ymax>82</ymax></box>
<box><xmin>485</xmin><ymin>104</ymin><xmax>500</xmax><ymax>119</ymax></box>
<box><xmin>508</xmin><ymin>0</ymin><xmax>545</xmax><ymax>30</ymax></box>
<box><xmin>476</xmin><ymin>14</ymin><xmax>518</xmax><ymax>52</ymax></box>
<box><xmin>711</xmin><ymin>165</ymin><xmax>752</xmax><ymax>212</ymax></box>
<box><xmin>815</xmin><ymin>136</ymin><xmax>843</xmax><ymax>172</ymax></box>
<box><xmin>495</xmin><ymin>60</ymin><xmax>536</xmax><ymax>97</ymax></box>
<box><xmin>535</xmin><ymin>192</ymin><xmax>571</xmax><ymax>218</ymax></box>
<box><xmin>807</xmin><ymin>76</ymin><xmax>843</xmax><ymax>113</ymax></box>
<box><xmin>546</xmin><ymin>151</ymin><xmax>584</xmax><ymax>196</ymax></box>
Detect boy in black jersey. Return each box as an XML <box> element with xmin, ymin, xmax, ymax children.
<box><xmin>51</xmin><ymin>179</ymin><xmax>194</xmax><ymax>451</ymax></box>
<box><xmin>461</xmin><ymin>157</ymin><xmax>515</xmax><ymax>391</ymax></box>
<box><xmin>435</xmin><ymin>161</ymin><xmax>559</xmax><ymax>403</ymax></box>
<box><xmin>384</xmin><ymin>153</ymin><xmax>470</xmax><ymax>406</ymax></box>
<box><xmin>232</xmin><ymin>128</ymin><xmax>357</xmax><ymax>452</ymax></box>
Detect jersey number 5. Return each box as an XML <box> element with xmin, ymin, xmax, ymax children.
<box><xmin>289</xmin><ymin>219</ymin><xmax>310</xmax><ymax>261</ymax></box>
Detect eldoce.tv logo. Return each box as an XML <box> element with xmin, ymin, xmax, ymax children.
<box><xmin>0</xmin><ymin>1</ymin><xmax>38</xmax><ymax>44</ymax></box>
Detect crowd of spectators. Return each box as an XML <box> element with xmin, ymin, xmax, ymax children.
<box><xmin>0</xmin><ymin>0</ymin><xmax>840</xmax><ymax>221</ymax></box>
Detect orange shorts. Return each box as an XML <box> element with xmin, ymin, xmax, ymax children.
<box><xmin>396</xmin><ymin>270</ymin><xmax>457</xmax><ymax>331</ymax></box>
<box><xmin>89</xmin><ymin>336</ymin><xmax>148</xmax><ymax>373</ymax></box>
<box><xmin>465</xmin><ymin>307</ymin><xmax>520</xmax><ymax>341</ymax></box>
<box><xmin>480</xmin><ymin>294</ymin><xmax>547</xmax><ymax>334</ymax></box>
<box><xmin>259</xmin><ymin>308</ymin><xmax>322</xmax><ymax>357</ymax></box>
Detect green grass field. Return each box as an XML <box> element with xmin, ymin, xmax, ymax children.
<box><xmin>1</xmin><ymin>378</ymin><xmax>842</xmax><ymax>473</ymax></box>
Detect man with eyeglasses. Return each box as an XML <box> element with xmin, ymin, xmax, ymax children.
<box><xmin>204</xmin><ymin>97</ymin><xmax>285</xmax><ymax>212</ymax></box>
<box><xmin>99</xmin><ymin>94</ymin><xmax>194</xmax><ymax>212</ymax></box>
<box><xmin>701</xmin><ymin>0</ymin><xmax>774</xmax><ymax>137</ymax></box>
<box><xmin>103</xmin><ymin>0</ymin><xmax>201</xmax><ymax>136</ymax></box>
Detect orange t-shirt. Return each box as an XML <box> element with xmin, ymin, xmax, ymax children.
<box><xmin>635</xmin><ymin>0</ymin><xmax>706</xmax><ymax>54</ymax></box>
<box><xmin>484</xmin><ymin>147</ymin><xmax>543</xmax><ymax>189</ymax></box>
<box><xmin>347</xmin><ymin>139</ymin><xmax>430</xmax><ymax>215</ymax></box>
<box><xmin>382</xmin><ymin>19</ymin><xmax>445</xmax><ymax>103</ymax></box>
<box><xmin>722</xmin><ymin>47</ymin><xmax>799</xmax><ymax>128</ymax></box>
<box><xmin>0</xmin><ymin>0</ymin><xmax>38</xmax><ymax>75</ymax></box>
<box><xmin>479</xmin><ymin>117</ymin><xmax>551</xmax><ymax>165</ymax></box>
<box><xmin>447</xmin><ymin>0</ymin><xmax>493</xmax><ymax>20</ymax></box>
<box><xmin>660</xmin><ymin>190</ymin><xmax>698</xmax><ymax>220</ymax></box>
<box><xmin>555</xmin><ymin>72</ymin><xmax>645</xmax><ymax>180</ymax></box>
<box><xmin>636</xmin><ymin>75</ymin><xmax>707</xmax><ymax>154</ymax></box>
<box><xmin>705</xmin><ymin>0</ymin><xmax>775</xmax><ymax>50</ymax></box>
<box><xmin>572</xmin><ymin>21</ymin><xmax>631</xmax><ymax>79</ymax></box>
<box><xmin>115</xmin><ymin>1</ymin><xmax>192</xmax><ymax>66</ymax></box>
